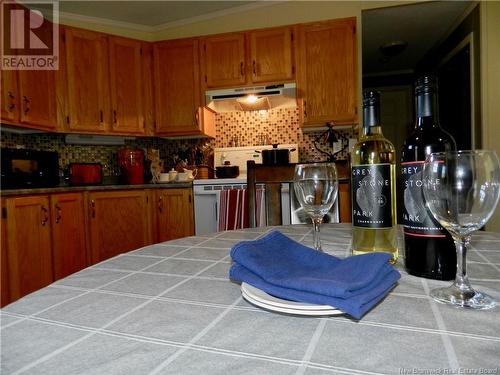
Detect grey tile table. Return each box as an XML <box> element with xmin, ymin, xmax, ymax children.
<box><xmin>2</xmin><ymin>224</ymin><xmax>499</xmax><ymax>375</ymax></box>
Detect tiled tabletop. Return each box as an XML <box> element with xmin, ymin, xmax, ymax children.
<box><xmin>1</xmin><ymin>224</ymin><xmax>499</xmax><ymax>375</ymax></box>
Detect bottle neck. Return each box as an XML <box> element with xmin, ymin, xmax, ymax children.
<box><xmin>363</xmin><ymin>105</ymin><xmax>383</xmax><ymax>136</ymax></box>
<box><xmin>416</xmin><ymin>92</ymin><xmax>439</xmax><ymax>128</ymax></box>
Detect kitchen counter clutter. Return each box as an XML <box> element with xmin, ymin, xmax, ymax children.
<box><xmin>1</xmin><ymin>224</ymin><xmax>499</xmax><ymax>374</ymax></box>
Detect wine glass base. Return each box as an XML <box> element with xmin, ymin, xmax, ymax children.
<box><xmin>430</xmin><ymin>285</ymin><xmax>496</xmax><ymax>310</ymax></box>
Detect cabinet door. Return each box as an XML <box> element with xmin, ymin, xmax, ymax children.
<box><xmin>201</xmin><ymin>33</ymin><xmax>246</xmax><ymax>88</ymax></box>
<box><xmin>249</xmin><ymin>27</ymin><xmax>294</xmax><ymax>84</ymax></box>
<box><xmin>5</xmin><ymin>196</ymin><xmax>53</xmax><ymax>301</ymax></box>
<box><xmin>64</xmin><ymin>27</ymin><xmax>109</xmax><ymax>132</ymax></box>
<box><xmin>0</xmin><ymin>70</ymin><xmax>18</xmax><ymax>123</ymax></box>
<box><xmin>338</xmin><ymin>181</ymin><xmax>352</xmax><ymax>223</ymax></box>
<box><xmin>109</xmin><ymin>36</ymin><xmax>144</xmax><ymax>135</ymax></box>
<box><xmin>297</xmin><ymin>18</ymin><xmax>357</xmax><ymax>126</ymax></box>
<box><xmin>154</xmin><ymin>38</ymin><xmax>202</xmax><ymax>135</ymax></box>
<box><xmin>17</xmin><ymin>70</ymin><xmax>58</xmax><ymax>130</ymax></box>
<box><xmin>88</xmin><ymin>190</ymin><xmax>151</xmax><ymax>263</ymax></box>
<box><xmin>1</xmin><ymin>199</ymin><xmax>10</xmax><ymax>307</ymax></box>
<box><xmin>156</xmin><ymin>189</ymin><xmax>194</xmax><ymax>242</ymax></box>
<box><xmin>51</xmin><ymin>193</ymin><xmax>88</xmax><ymax>280</ymax></box>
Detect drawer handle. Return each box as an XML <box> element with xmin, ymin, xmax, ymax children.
<box><xmin>7</xmin><ymin>91</ymin><xmax>15</xmax><ymax>111</ymax></box>
<box><xmin>55</xmin><ymin>203</ymin><xmax>62</xmax><ymax>224</ymax></box>
<box><xmin>41</xmin><ymin>206</ymin><xmax>49</xmax><ymax>226</ymax></box>
<box><xmin>22</xmin><ymin>96</ymin><xmax>30</xmax><ymax>114</ymax></box>
<box><xmin>158</xmin><ymin>195</ymin><xmax>163</xmax><ymax>213</ymax></box>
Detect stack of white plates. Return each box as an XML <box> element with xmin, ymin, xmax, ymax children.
<box><xmin>241</xmin><ymin>282</ymin><xmax>343</xmax><ymax>316</ymax></box>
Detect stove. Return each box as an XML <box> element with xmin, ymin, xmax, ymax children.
<box><xmin>193</xmin><ymin>145</ymin><xmax>298</xmax><ymax>235</ymax></box>
<box><xmin>192</xmin><ymin>144</ymin><xmax>337</xmax><ymax>235</ymax></box>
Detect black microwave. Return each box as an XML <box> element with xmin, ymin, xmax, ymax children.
<box><xmin>1</xmin><ymin>148</ymin><xmax>60</xmax><ymax>189</ymax></box>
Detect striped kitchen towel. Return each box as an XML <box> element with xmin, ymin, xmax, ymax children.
<box><xmin>218</xmin><ymin>188</ymin><xmax>264</xmax><ymax>231</ymax></box>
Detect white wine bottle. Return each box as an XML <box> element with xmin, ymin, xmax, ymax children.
<box><xmin>351</xmin><ymin>90</ymin><xmax>398</xmax><ymax>263</ymax></box>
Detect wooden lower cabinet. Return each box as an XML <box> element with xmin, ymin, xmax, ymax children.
<box><xmin>155</xmin><ymin>188</ymin><xmax>194</xmax><ymax>242</ymax></box>
<box><xmin>4</xmin><ymin>195</ymin><xmax>53</xmax><ymax>301</ymax></box>
<box><xmin>88</xmin><ymin>190</ymin><xmax>152</xmax><ymax>263</ymax></box>
<box><xmin>51</xmin><ymin>193</ymin><xmax>88</xmax><ymax>280</ymax></box>
<box><xmin>1</xmin><ymin>187</ymin><xmax>194</xmax><ymax>306</ymax></box>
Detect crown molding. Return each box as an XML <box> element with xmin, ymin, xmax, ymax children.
<box><xmin>150</xmin><ymin>1</ymin><xmax>286</xmax><ymax>32</ymax></box>
<box><xmin>58</xmin><ymin>10</ymin><xmax>155</xmax><ymax>33</ymax></box>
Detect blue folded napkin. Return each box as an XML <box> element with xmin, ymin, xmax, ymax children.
<box><xmin>229</xmin><ymin>231</ymin><xmax>400</xmax><ymax>319</ymax></box>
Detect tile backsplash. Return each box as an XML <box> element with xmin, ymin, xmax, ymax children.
<box><xmin>1</xmin><ymin>107</ymin><xmax>357</xmax><ymax>176</ymax></box>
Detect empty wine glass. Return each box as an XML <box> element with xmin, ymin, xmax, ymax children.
<box><xmin>294</xmin><ymin>163</ymin><xmax>338</xmax><ymax>251</ymax></box>
<box><xmin>422</xmin><ymin>150</ymin><xmax>500</xmax><ymax>309</ymax></box>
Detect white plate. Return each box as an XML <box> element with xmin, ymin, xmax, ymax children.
<box><xmin>241</xmin><ymin>282</ymin><xmax>343</xmax><ymax>316</ymax></box>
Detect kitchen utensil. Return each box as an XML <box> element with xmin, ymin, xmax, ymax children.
<box><xmin>168</xmin><ymin>168</ymin><xmax>178</xmax><ymax>181</ymax></box>
<box><xmin>258</xmin><ymin>144</ymin><xmax>296</xmax><ymax>165</ymax></box>
<box><xmin>118</xmin><ymin>147</ymin><xmax>144</xmax><ymax>185</ymax></box>
<box><xmin>193</xmin><ymin>165</ymin><xmax>215</xmax><ymax>179</ymax></box>
<box><xmin>68</xmin><ymin>163</ymin><xmax>103</xmax><ymax>185</ymax></box>
<box><xmin>177</xmin><ymin>172</ymin><xmax>194</xmax><ymax>182</ymax></box>
<box><xmin>159</xmin><ymin>173</ymin><xmax>170</xmax><ymax>182</ymax></box>
<box><xmin>183</xmin><ymin>168</ymin><xmax>197</xmax><ymax>179</ymax></box>
<box><xmin>216</xmin><ymin>163</ymin><xmax>240</xmax><ymax>179</ymax></box>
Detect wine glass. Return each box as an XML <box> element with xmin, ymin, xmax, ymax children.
<box><xmin>293</xmin><ymin>163</ymin><xmax>338</xmax><ymax>251</ymax></box>
<box><xmin>422</xmin><ymin>150</ymin><xmax>500</xmax><ymax>309</ymax></box>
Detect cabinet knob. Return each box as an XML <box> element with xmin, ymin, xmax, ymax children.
<box><xmin>253</xmin><ymin>60</ymin><xmax>256</xmax><ymax>75</ymax></box>
<box><xmin>41</xmin><ymin>206</ymin><xmax>49</xmax><ymax>226</ymax></box>
<box><xmin>240</xmin><ymin>62</ymin><xmax>244</xmax><ymax>77</ymax></box>
<box><xmin>90</xmin><ymin>199</ymin><xmax>96</xmax><ymax>218</ymax></box>
<box><xmin>113</xmin><ymin>110</ymin><xmax>117</xmax><ymax>124</ymax></box>
<box><xmin>99</xmin><ymin>110</ymin><xmax>104</xmax><ymax>124</ymax></box>
<box><xmin>303</xmin><ymin>100</ymin><xmax>307</xmax><ymax>118</ymax></box>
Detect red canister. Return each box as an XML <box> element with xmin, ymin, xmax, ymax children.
<box><xmin>118</xmin><ymin>147</ymin><xmax>144</xmax><ymax>184</ymax></box>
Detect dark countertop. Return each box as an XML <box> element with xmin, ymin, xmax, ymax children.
<box><xmin>0</xmin><ymin>181</ymin><xmax>193</xmax><ymax>196</ymax></box>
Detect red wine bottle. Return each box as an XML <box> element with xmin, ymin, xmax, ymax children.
<box><xmin>401</xmin><ymin>75</ymin><xmax>456</xmax><ymax>280</ymax></box>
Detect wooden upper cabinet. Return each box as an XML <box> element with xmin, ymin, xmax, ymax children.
<box><xmin>201</xmin><ymin>33</ymin><xmax>246</xmax><ymax>88</ymax></box>
<box><xmin>154</xmin><ymin>38</ymin><xmax>212</xmax><ymax>136</ymax></box>
<box><xmin>1</xmin><ymin>68</ymin><xmax>58</xmax><ymax>131</ymax></box>
<box><xmin>0</xmin><ymin>70</ymin><xmax>18</xmax><ymax>123</ymax></box>
<box><xmin>249</xmin><ymin>27</ymin><xmax>294</xmax><ymax>84</ymax></box>
<box><xmin>5</xmin><ymin>195</ymin><xmax>53</xmax><ymax>301</ymax></box>
<box><xmin>108</xmin><ymin>36</ymin><xmax>145</xmax><ymax>134</ymax></box>
<box><xmin>297</xmin><ymin>18</ymin><xmax>357</xmax><ymax>127</ymax></box>
<box><xmin>64</xmin><ymin>27</ymin><xmax>110</xmax><ymax>133</ymax></box>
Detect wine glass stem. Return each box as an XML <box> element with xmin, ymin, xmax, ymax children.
<box><xmin>453</xmin><ymin>234</ymin><xmax>472</xmax><ymax>291</ymax></box>
<box><xmin>312</xmin><ymin>217</ymin><xmax>323</xmax><ymax>251</ymax></box>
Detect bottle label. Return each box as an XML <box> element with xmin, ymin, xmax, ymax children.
<box><xmin>401</xmin><ymin>161</ymin><xmax>446</xmax><ymax>237</ymax></box>
<box><xmin>351</xmin><ymin>164</ymin><xmax>393</xmax><ymax>228</ymax></box>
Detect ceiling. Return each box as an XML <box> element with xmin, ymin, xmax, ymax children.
<box><xmin>362</xmin><ymin>1</ymin><xmax>473</xmax><ymax>76</ymax></box>
<box><xmin>30</xmin><ymin>1</ymin><xmax>258</xmax><ymax>28</ymax></box>
<box><xmin>29</xmin><ymin>1</ymin><xmax>473</xmax><ymax>74</ymax></box>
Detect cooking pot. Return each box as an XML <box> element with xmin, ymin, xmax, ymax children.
<box><xmin>258</xmin><ymin>144</ymin><xmax>296</xmax><ymax>165</ymax></box>
<box><xmin>216</xmin><ymin>164</ymin><xmax>240</xmax><ymax>179</ymax></box>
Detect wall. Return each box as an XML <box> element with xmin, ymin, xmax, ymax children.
<box><xmin>480</xmin><ymin>1</ymin><xmax>500</xmax><ymax>232</ymax></box>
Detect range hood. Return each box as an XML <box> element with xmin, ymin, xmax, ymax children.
<box><xmin>205</xmin><ymin>83</ymin><xmax>296</xmax><ymax>113</ymax></box>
